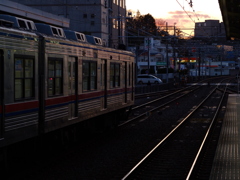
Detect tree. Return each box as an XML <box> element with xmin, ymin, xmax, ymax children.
<box><xmin>141</xmin><ymin>14</ymin><xmax>157</xmax><ymax>34</ymax></box>
<box><xmin>126</xmin><ymin>12</ymin><xmax>178</xmax><ymax>46</ymax></box>
<box><xmin>155</xmin><ymin>18</ymin><xmax>166</xmax><ymax>29</ymax></box>
<box><xmin>127</xmin><ymin>13</ymin><xmax>157</xmax><ymax>35</ymax></box>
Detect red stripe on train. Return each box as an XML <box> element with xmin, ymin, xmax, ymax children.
<box><xmin>45</xmin><ymin>95</ymin><xmax>75</xmax><ymax>106</ymax></box>
<box><xmin>108</xmin><ymin>88</ymin><xmax>124</xmax><ymax>94</ymax></box>
<box><xmin>3</xmin><ymin>88</ymin><xmax>133</xmax><ymax>113</ymax></box>
<box><xmin>5</xmin><ymin>101</ymin><xmax>39</xmax><ymax>113</ymax></box>
<box><xmin>79</xmin><ymin>91</ymin><xmax>104</xmax><ymax>99</ymax></box>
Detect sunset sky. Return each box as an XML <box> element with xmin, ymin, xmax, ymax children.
<box><xmin>126</xmin><ymin>0</ymin><xmax>223</xmax><ymax>36</ymax></box>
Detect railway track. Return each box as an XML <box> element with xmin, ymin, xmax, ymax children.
<box><xmin>120</xmin><ymin>85</ymin><xmax>202</xmax><ymax>126</ymax></box>
<box><xmin>121</xmin><ymin>77</ymin><xmax>230</xmax><ymax>128</ymax></box>
<box><xmin>121</xmin><ymin>85</ymin><xmax>227</xmax><ymax>179</ymax></box>
<box><xmin>5</xmin><ymin>77</ymin><xmax>234</xmax><ymax>179</ymax></box>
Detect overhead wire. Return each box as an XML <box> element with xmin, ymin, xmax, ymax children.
<box><xmin>185</xmin><ymin>0</ymin><xmax>200</xmax><ymax>21</ymax></box>
<box><xmin>176</xmin><ymin>0</ymin><xmax>196</xmax><ymax>24</ymax></box>
<box><xmin>176</xmin><ymin>0</ymin><xmax>211</xmax><ymax>38</ymax></box>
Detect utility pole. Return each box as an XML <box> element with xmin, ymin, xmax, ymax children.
<box><xmin>118</xmin><ymin>0</ymin><xmax>121</xmax><ymax>45</ymax></box>
<box><xmin>148</xmin><ymin>37</ymin><xmax>150</xmax><ymax>72</ymax></box>
<box><xmin>198</xmin><ymin>48</ymin><xmax>201</xmax><ymax>79</ymax></box>
<box><xmin>108</xmin><ymin>0</ymin><xmax>112</xmax><ymax>47</ymax></box>
<box><xmin>166</xmin><ymin>22</ymin><xmax>169</xmax><ymax>83</ymax></box>
<box><xmin>173</xmin><ymin>23</ymin><xmax>177</xmax><ymax>71</ymax></box>
<box><xmin>221</xmin><ymin>45</ymin><xmax>223</xmax><ymax>76</ymax></box>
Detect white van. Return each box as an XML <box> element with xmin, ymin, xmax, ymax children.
<box><xmin>137</xmin><ymin>74</ymin><xmax>163</xmax><ymax>84</ymax></box>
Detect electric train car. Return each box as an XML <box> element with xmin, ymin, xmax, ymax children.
<box><xmin>0</xmin><ymin>15</ymin><xmax>135</xmax><ymax>148</ymax></box>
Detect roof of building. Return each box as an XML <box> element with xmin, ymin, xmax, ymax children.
<box><xmin>219</xmin><ymin>0</ymin><xmax>240</xmax><ymax>40</ymax></box>
<box><xmin>0</xmin><ymin>0</ymin><xmax>69</xmax><ymax>28</ymax></box>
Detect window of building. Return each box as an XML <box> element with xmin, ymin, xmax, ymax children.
<box><xmin>113</xmin><ymin>19</ymin><xmax>116</xmax><ymax>28</ymax></box>
<box><xmin>83</xmin><ymin>14</ymin><xmax>87</xmax><ymax>18</ymax></box>
<box><xmin>83</xmin><ymin>61</ymin><xmax>97</xmax><ymax>91</ymax></box>
<box><xmin>91</xmin><ymin>21</ymin><xmax>95</xmax><ymax>25</ymax></box>
<box><xmin>110</xmin><ymin>63</ymin><xmax>120</xmax><ymax>88</ymax></box>
<box><xmin>102</xmin><ymin>17</ymin><xmax>106</xmax><ymax>24</ymax></box>
<box><xmin>123</xmin><ymin>0</ymin><xmax>125</xmax><ymax>8</ymax></box>
<box><xmin>91</xmin><ymin>14</ymin><xmax>95</xmax><ymax>18</ymax></box>
<box><xmin>48</xmin><ymin>58</ymin><xmax>63</xmax><ymax>96</ymax></box>
<box><xmin>104</xmin><ymin>0</ymin><xmax>107</xmax><ymax>8</ymax></box>
<box><xmin>113</xmin><ymin>19</ymin><xmax>118</xmax><ymax>29</ymax></box>
<box><xmin>14</xmin><ymin>56</ymin><xmax>34</xmax><ymax>100</ymax></box>
<box><xmin>120</xmin><ymin>0</ymin><xmax>123</xmax><ymax>7</ymax></box>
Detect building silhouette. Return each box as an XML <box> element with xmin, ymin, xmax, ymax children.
<box><xmin>194</xmin><ymin>20</ymin><xmax>226</xmax><ymax>41</ymax></box>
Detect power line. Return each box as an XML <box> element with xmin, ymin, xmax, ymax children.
<box><xmin>176</xmin><ymin>0</ymin><xmax>195</xmax><ymax>24</ymax></box>
<box><xmin>176</xmin><ymin>0</ymin><xmax>213</xmax><ymax>38</ymax></box>
<box><xmin>185</xmin><ymin>0</ymin><xmax>201</xmax><ymax>21</ymax></box>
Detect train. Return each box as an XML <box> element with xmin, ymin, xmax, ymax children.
<box><xmin>0</xmin><ymin>14</ymin><xmax>135</xmax><ymax>148</ymax></box>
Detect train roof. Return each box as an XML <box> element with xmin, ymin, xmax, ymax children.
<box><xmin>85</xmin><ymin>35</ymin><xmax>103</xmax><ymax>46</ymax></box>
<box><xmin>0</xmin><ymin>14</ymin><xmax>36</xmax><ymax>31</ymax></box>
<box><xmin>35</xmin><ymin>23</ymin><xmax>65</xmax><ymax>38</ymax></box>
<box><xmin>0</xmin><ymin>18</ymin><xmax>13</xmax><ymax>28</ymax></box>
<box><xmin>64</xmin><ymin>29</ymin><xmax>87</xmax><ymax>43</ymax></box>
<box><xmin>0</xmin><ymin>14</ymin><xmax>135</xmax><ymax>57</ymax></box>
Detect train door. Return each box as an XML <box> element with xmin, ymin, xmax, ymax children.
<box><xmin>101</xmin><ymin>59</ymin><xmax>107</xmax><ymax>109</ymax></box>
<box><xmin>131</xmin><ymin>62</ymin><xmax>134</xmax><ymax>100</ymax></box>
<box><xmin>68</xmin><ymin>57</ymin><xmax>78</xmax><ymax>120</ymax></box>
<box><xmin>0</xmin><ymin>50</ymin><xmax>3</xmax><ymax>137</ymax></box>
<box><xmin>124</xmin><ymin>62</ymin><xmax>127</xmax><ymax>103</ymax></box>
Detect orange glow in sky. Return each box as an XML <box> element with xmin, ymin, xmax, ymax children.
<box><xmin>126</xmin><ymin>0</ymin><xmax>223</xmax><ymax>36</ymax></box>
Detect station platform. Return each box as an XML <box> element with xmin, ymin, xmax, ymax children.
<box><xmin>210</xmin><ymin>94</ymin><xmax>240</xmax><ymax>179</ymax></box>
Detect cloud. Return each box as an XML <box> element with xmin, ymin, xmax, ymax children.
<box><xmin>168</xmin><ymin>10</ymin><xmax>211</xmax><ymax>21</ymax></box>
<box><xmin>156</xmin><ymin>10</ymin><xmax>213</xmax><ymax>32</ymax></box>
<box><xmin>168</xmin><ymin>11</ymin><xmax>188</xmax><ymax>15</ymax></box>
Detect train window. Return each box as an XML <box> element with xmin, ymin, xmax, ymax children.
<box><xmin>14</xmin><ymin>57</ymin><xmax>34</xmax><ymax>100</ymax></box>
<box><xmin>81</xmin><ymin>34</ymin><xmax>86</xmax><ymax>41</ymax></box>
<box><xmin>76</xmin><ymin>34</ymin><xmax>82</xmax><ymax>41</ymax></box>
<box><xmin>94</xmin><ymin>38</ymin><xmax>99</xmax><ymax>44</ymax></box>
<box><xmin>110</xmin><ymin>63</ymin><xmax>120</xmax><ymax>88</ymax></box>
<box><xmin>48</xmin><ymin>58</ymin><xmax>63</xmax><ymax>96</ymax></box>
<box><xmin>51</xmin><ymin>27</ymin><xmax>58</xmax><ymax>36</ymax></box>
<box><xmin>27</xmin><ymin>22</ymin><xmax>32</xmax><ymax>30</ymax></box>
<box><xmin>128</xmin><ymin>63</ymin><xmax>131</xmax><ymax>86</ymax></box>
<box><xmin>58</xmin><ymin>29</ymin><xmax>62</xmax><ymax>36</ymax></box>
<box><xmin>18</xmin><ymin>19</ymin><xmax>27</xmax><ymax>29</ymax></box>
<box><xmin>76</xmin><ymin>33</ymin><xmax>86</xmax><ymax>42</ymax></box>
<box><xmin>83</xmin><ymin>61</ymin><xmax>97</xmax><ymax>91</ymax></box>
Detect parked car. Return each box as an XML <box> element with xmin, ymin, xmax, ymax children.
<box><xmin>137</xmin><ymin>74</ymin><xmax>163</xmax><ymax>84</ymax></box>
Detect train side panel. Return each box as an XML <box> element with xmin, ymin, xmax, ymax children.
<box><xmin>0</xmin><ymin>24</ymin><xmax>135</xmax><ymax>148</ymax></box>
<box><xmin>42</xmin><ymin>37</ymin><xmax>135</xmax><ymax>132</ymax></box>
<box><xmin>0</xmin><ymin>27</ymin><xmax>39</xmax><ymax>147</ymax></box>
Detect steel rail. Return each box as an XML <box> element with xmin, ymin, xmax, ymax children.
<box><xmin>121</xmin><ymin>87</ymin><xmax>217</xmax><ymax>180</ymax></box>
<box><xmin>186</xmin><ymin>85</ymin><xmax>227</xmax><ymax>179</ymax></box>
<box><xmin>119</xmin><ymin>86</ymin><xmax>201</xmax><ymax>127</ymax></box>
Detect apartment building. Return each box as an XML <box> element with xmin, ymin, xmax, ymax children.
<box><xmin>194</xmin><ymin>20</ymin><xmax>226</xmax><ymax>40</ymax></box>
